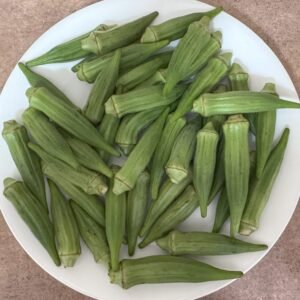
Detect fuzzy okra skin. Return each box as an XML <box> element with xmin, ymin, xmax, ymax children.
<box><xmin>140</xmin><ymin>172</ymin><xmax>192</xmax><ymax>238</ymax></box>
<box><xmin>139</xmin><ymin>185</ymin><xmax>198</xmax><ymax>248</ymax></box>
<box><xmin>27</xmin><ymin>86</ymin><xmax>120</xmax><ymax>157</ymax></box>
<box><xmin>240</xmin><ymin>128</ymin><xmax>290</xmax><ymax>236</ymax></box>
<box><xmin>223</xmin><ymin>114</ymin><xmax>250</xmax><ymax>236</ymax></box>
<box><xmin>109</xmin><ymin>255</ymin><xmax>242</xmax><ymax>289</ymax></box>
<box><xmin>3</xmin><ymin>178</ymin><xmax>60</xmax><ymax>266</ymax></box>
<box><xmin>194</xmin><ymin>122</ymin><xmax>219</xmax><ymax>217</ymax></box>
<box><xmin>105</xmin><ymin>84</ymin><xmax>185</xmax><ymax>118</ymax></box>
<box><xmin>84</xmin><ymin>50</ymin><xmax>121</xmax><ymax>124</ymax></box>
<box><xmin>141</xmin><ymin>7</ymin><xmax>222</xmax><ymax>42</ymax></box>
<box><xmin>82</xmin><ymin>12</ymin><xmax>159</xmax><ymax>55</ymax></box>
<box><xmin>113</xmin><ymin>109</ymin><xmax>169</xmax><ymax>195</ymax></box>
<box><xmin>49</xmin><ymin>180</ymin><xmax>81</xmax><ymax>267</ymax></box>
<box><xmin>2</xmin><ymin>120</ymin><xmax>47</xmax><ymax>210</ymax></box>
<box><xmin>22</xmin><ymin>108</ymin><xmax>80</xmax><ymax>169</ymax></box>
<box><xmin>71</xmin><ymin>201</ymin><xmax>110</xmax><ymax>264</ymax></box>
<box><xmin>156</xmin><ymin>230</ymin><xmax>267</xmax><ymax>255</ymax></box>
<box><xmin>165</xmin><ymin>122</ymin><xmax>199</xmax><ymax>184</ymax></box>
<box><xmin>127</xmin><ymin>171</ymin><xmax>150</xmax><ymax>256</ymax></box>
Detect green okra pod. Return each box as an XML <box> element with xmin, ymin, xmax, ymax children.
<box><xmin>109</xmin><ymin>255</ymin><xmax>242</xmax><ymax>289</ymax></box>
<box><xmin>140</xmin><ymin>172</ymin><xmax>192</xmax><ymax>238</ymax></box>
<box><xmin>49</xmin><ymin>180</ymin><xmax>80</xmax><ymax>267</ymax></box>
<box><xmin>192</xmin><ymin>91</ymin><xmax>300</xmax><ymax>117</ymax></box>
<box><xmin>2</xmin><ymin>120</ymin><xmax>47</xmax><ymax>210</ymax></box>
<box><xmin>27</xmin><ymin>87</ymin><xmax>119</xmax><ymax>157</ymax></box>
<box><xmin>30</xmin><ymin>143</ymin><xmax>107</xmax><ymax>196</ymax></box>
<box><xmin>223</xmin><ymin>114</ymin><xmax>250</xmax><ymax>236</ymax></box>
<box><xmin>194</xmin><ymin>122</ymin><xmax>219</xmax><ymax>217</ymax></box>
<box><xmin>240</xmin><ymin>128</ymin><xmax>290</xmax><ymax>235</ymax></box>
<box><xmin>84</xmin><ymin>49</ymin><xmax>121</xmax><ymax>124</ymax></box>
<box><xmin>139</xmin><ymin>185</ymin><xmax>198</xmax><ymax>248</ymax></box>
<box><xmin>256</xmin><ymin>83</ymin><xmax>278</xmax><ymax>178</ymax></box>
<box><xmin>157</xmin><ymin>230</ymin><xmax>267</xmax><ymax>255</ymax></box>
<box><xmin>113</xmin><ymin>108</ymin><xmax>169</xmax><ymax>195</ymax></box>
<box><xmin>134</xmin><ymin>68</ymin><xmax>168</xmax><ymax>89</ymax></box>
<box><xmin>22</xmin><ymin>108</ymin><xmax>80</xmax><ymax>169</ymax></box>
<box><xmin>82</xmin><ymin>12</ymin><xmax>159</xmax><ymax>55</ymax></box>
<box><xmin>115</xmin><ymin>107</ymin><xmax>164</xmax><ymax>155</ymax></box>
<box><xmin>141</xmin><ymin>7</ymin><xmax>222</xmax><ymax>42</ymax></box>
<box><xmin>71</xmin><ymin>53</ymin><xmax>97</xmax><ymax>72</ymax></box>
<box><xmin>150</xmin><ymin>116</ymin><xmax>186</xmax><ymax>200</ymax></box>
<box><xmin>228</xmin><ymin>63</ymin><xmax>249</xmax><ymax>91</ymax></box>
<box><xmin>71</xmin><ymin>201</ymin><xmax>109</xmax><ymax>264</ymax></box>
<box><xmin>165</xmin><ymin>122</ymin><xmax>200</xmax><ymax>184</ymax></box>
<box><xmin>3</xmin><ymin>178</ymin><xmax>60</xmax><ymax>265</ymax></box>
<box><xmin>127</xmin><ymin>171</ymin><xmax>150</xmax><ymax>256</ymax></box>
<box><xmin>105</xmin><ymin>84</ymin><xmax>185</xmax><ymax>118</ymax></box>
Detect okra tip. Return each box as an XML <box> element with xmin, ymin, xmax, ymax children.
<box><xmin>81</xmin><ymin>32</ymin><xmax>98</xmax><ymax>53</ymax></box>
<box><xmin>105</xmin><ymin>96</ymin><xmax>119</xmax><ymax>118</ymax></box>
<box><xmin>229</xmin><ymin>63</ymin><xmax>245</xmax><ymax>75</ymax></box>
<box><xmin>26</xmin><ymin>86</ymin><xmax>39</xmax><ymax>99</ymax></box>
<box><xmin>109</xmin><ymin>268</ymin><xmax>123</xmax><ymax>288</ymax></box>
<box><xmin>261</xmin><ymin>82</ymin><xmax>278</xmax><ymax>96</ymax></box>
<box><xmin>206</xmin><ymin>7</ymin><xmax>223</xmax><ymax>19</ymax></box>
<box><xmin>2</xmin><ymin>120</ymin><xmax>20</xmax><ymax>136</ymax></box>
<box><xmin>218</xmin><ymin>52</ymin><xmax>233</xmax><ymax>67</ymax></box>
<box><xmin>3</xmin><ymin>177</ymin><xmax>17</xmax><ymax>189</ymax></box>
<box><xmin>239</xmin><ymin>221</ymin><xmax>257</xmax><ymax>236</ymax></box>
<box><xmin>212</xmin><ymin>31</ymin><xmax>222</xmax><ymax>45</ymax></box>
<box><xmin>113</xmin><ymin>176</ymin><xmax>131</xmax><ymax>195</ymax></box>
<box><xmin>60</xmin><ymin>255</ymin><xmax>80</xmax><ymax>268</ymax></box>
<box><xmin>140</xmin><ymin>27</ymin><xmax>157</xmax><ymax>43</ymax></box>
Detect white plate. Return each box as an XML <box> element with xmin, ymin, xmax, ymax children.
<box><xmin>0</xmin><ymin>0</ymin><xmax>299</xmax><ymax>299</ymax></box>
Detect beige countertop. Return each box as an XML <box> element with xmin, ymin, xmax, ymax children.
<box><xmin>0</xmin><ymin>0</ymin><xmax>299</xmax><ymax>299</ymax></box>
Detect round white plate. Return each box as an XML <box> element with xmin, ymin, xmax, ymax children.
<box><xmin>0</xmin><ymin>0</ymin><xmax>299</xmax><ymax>299</ymax></box>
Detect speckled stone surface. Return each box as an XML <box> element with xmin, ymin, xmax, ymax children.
<box><xmin>0</xmin><ymin>0</ymin><xmax>299</xmax><ymax>299</ymax></box>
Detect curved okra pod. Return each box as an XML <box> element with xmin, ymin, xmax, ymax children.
<box><xmin>256</xmin><ymin>83</ymin><xmax>278</xmax><ymax>178</ymax></box>
<box><xmin>194</xmin><ymin>122</ymin><xmax>219</xmax><ymax>217</ymax></box>
<box><xmin>157</xmin><ymin>230</ymin><xmax>267</xmax><ymax>255</ymax></box>
<box><xmin>140</xmin><ymin>172</ymin><xmax>192</xmax><ymax>237</ymax></box>
<box><xmin>134</xmin><ymin>68</ymin><xmax>168</xmax><ymax>89</ymax></box>
<box><xmin>3</xmin><ymin>178</ymin><xmax>60</xmax><ymax>266</ymax></box>
<box><xmin>192</xmin><ymin>91</ymin><xmax>300</xmax><ymax>117</ymax></box>
<box><xmin>240</xmin><ymin>128</ymin><xmax>290</xmax><ymax>235</ymax></box>
<box><xmin>115</xmin><ymin>107</ymin><xmax>164</xmax><ymax>155</ymax></box>
<box><xmin>84</xmin><ymin>50</ymin><xmax>121</xmax><ymax>124</ymax></box>
<box><xmin>165</xmin><ymin>122</ymin><xmax>200</xmax><ymax>184</ymax></box>
<box><xmin>71</xmin><ymin>201</ymin><xmax>109</xmax><ymax>264</ymax></box>
<box><xmin>223</xmin><ymin>115</ymin><xmax>250</xmax><ymax>236</ymax></box>
<box><xmin>105</xmin><ymin>84</ymin><xmax>185</xmax><ymax>118</ymax></box>
<box><xmin>22</xmin><ymin>108</ymin><xmax>80</xmax><ymax>169</ymax></box>
<box><xmin>2</xmin><ymin>121</ymin><xmax>47</xmax><ymax>210</ymax></box>
<box><xmin>81</xmin><ymin>12</ymin><xmax>159</xmax><ymax>55</ymax></box>
<box><xmin>139</xmin><ymin>185</ymin><xmax>198</xmax><ymax>248</ymax></box>
<box><xmin>127</xmin><ymin>171</ymin><xmax>150</xmax><ymax>256</ymax></box>
<box><xmin>27</xmin><ymin>87</ymin><xmax>120</xmax><ymax>157</ymax></box>
<box><xmin>141</xmin><ymin>7</ymin><xmax>222</xmax><ymax>42</ymax></box>
<box><xmin>29</xmin><ymin>143</ymin><xmax>107</xmax><ymax>196</ymax></box>
<box><xmin>49</xmin><ymin>180</ymin><xmax>81</xmax><ymax>267</ymax></box>
<box><xmin>109</xmin><ymin>255</ymin><xmax>242</xmax><ymax>289</ymax></box>
<box><xmin>150</xmin><ymin>116</ymin><xmax>186</xmax><ymax>200</ymax></box>
<box><xmin>113</xmin><ymin>108</ymin><xmax>169</xmax><ymax>195</ymax></box>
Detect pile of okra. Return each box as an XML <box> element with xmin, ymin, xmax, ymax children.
<box><xmin>3</xmin><ymin>8</ymin><xmax>299</xmax><ymax>289</ymax></box>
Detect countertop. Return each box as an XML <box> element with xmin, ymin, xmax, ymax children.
<box><xmin>0</xmin><ymin>0</ymin><xmax>299</xmax><ymax>299</ymax></box>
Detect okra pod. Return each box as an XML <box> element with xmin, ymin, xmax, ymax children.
<box><xmin>140</xmin><ymin>172</ymin><xmax>192</xmax><ymax>237</ymax></box>
<box><xmin>115</xmin><ymin>107</ymin><xmax>164</xmax><ymax>155</ymax></box>
<box><xmin>192</xmin><ymin>91</ymin><xmax>300</xmax><ymax>117</ymax></box>
<box><xmin>2</xmin><ymin>120</ymin><xmax>47</xmax><ymax>210</ymax></box>
<box><xmin>22</xmin><ymin>108</ymin><xmax>80</xmax><ymax>169</ymax></box>
<box><xmin>113</xmin><ymin>108</ymin><xmax>169</xmax><ymax>195</ymax></box>
<box><xmin>194</xmin><ymin>122</ymin><xmax>219</xmax><ymax>217</ymax></box>
<box><xmin>141</xmin><ymin>7</ymin><xmax>222</xmax><ymax>42</ymax></box>
<box><xmin>223</xmin><ymin>114</ymin><xmax>250</xmax><ymax>236</ymax></box>
<box><xmin>139</xmin><ymin>185</ymin><xmax>198</xmax><ymax>248</ymax></box>
<box><xmin>81</xmin><ymin>12</ymin><xmax>159</xmax><ymax>55</ymax></box>
<box><xmin>228</xmin><ymin>63</ymin><xmax>249</xmax><ymax>91</ymax></box>
<box><xmin>150</xmin><ymin>116</ymin><xmax>186</xmax><ymax>200</ymax></box>
<box><xmin>105</xmin><ymin>84</ymin><xmax>185</xmax><ymax>118</ymax></box>
<box><xmin>71</xmin><ymin>53</ymin><xmax>97</xmax><ymax>72</ymax></box>
<box><xmin>157</xmin><ymin>230</ymin><xmax>267</xmax><ymax>255</ymax></box>
<box><xmin>127</xmin><ymin>171</ymin><xmax>149</xmax><ymax>256</ymax></box>
<box><xmin>165</xmin><ymin>122</ymin><xmax>200</xmax><ymax>184</ymax></box>
<box><xmin>109</xmin><ymin>255</ymin><xmax>242</xmax><ymax>289</ymax></box>
<box><xmin>240</xmin><ymin>128</ymin><xmax>289</xmax><ymax>235</ymax></box>
<box><xmin>134</xmin><ymin>68</ymin><xmax>168</xmax><ymax>89</ymax></box>
<box><xmin>3</xmin><ymin>178</ymin><xmax>60</xmax><ymax>265</ymax></box>
<box><xmin>30</xmin><ymin>143</ymin><xmax>107</xmax><ymax>196</ymax></box>
<box><xmin>71</xmin><ymin>201</ymin><xmax>109</xmax><ymax>264</ymax></box>
<box><xmin>27</xmin><ymin>87</ymin><xmax>120</xmax><ymax>157</ymax></box>
<box><xmin>49</xmin><ymin>180</ymin><xmax>80</xmax><ymax>267</ymax></box>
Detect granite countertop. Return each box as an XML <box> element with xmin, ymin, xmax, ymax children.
<box><xmin>0</xmin><ymin>0</ymin><xmax>299</xmax><ymax>299</ymax></box>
